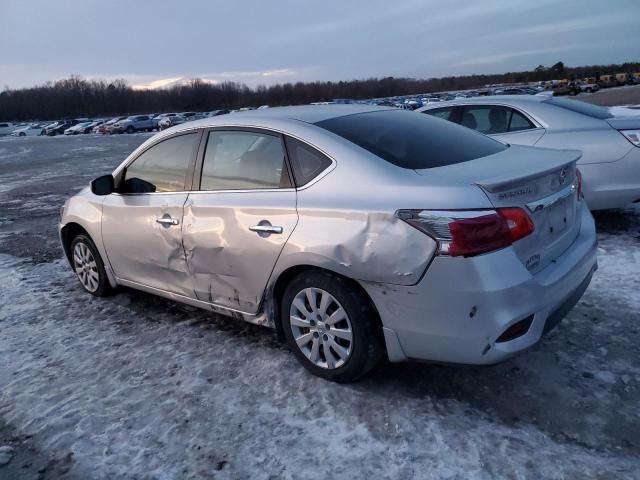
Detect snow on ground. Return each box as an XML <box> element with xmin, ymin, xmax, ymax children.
<box><xmin>0</xmin><ymin>134</ymin><xmax>639</xmax><ymax>479</ymax></box>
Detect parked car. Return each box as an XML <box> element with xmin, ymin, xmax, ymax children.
<box><xmin>152</xmin><ymin>113</ymin><xmax>181</xmax><ymax>129</ymax></box>
<box><xmin>10</xmin><ymin>124</ymin><xmax>45</xmax><ymax>136</ymax></box>
<box><xmin>60</xmin><ymin>105</ymin><xmax>597</xmax><ymax>382</ymax></box>
<box><xmin>80</xmin><ymin>120</ymin><xmax>104</xmax><ymax>134</ymax></box>
<box><xmin>579</xmin><ymin>83</ymin><xmax>600</xmax><ymax>93</ymax></box>
<box><xmin>64</xmin><ymin>121</ymin><xmax>94</xmax><ymax>135</ymax></box>
<box><xmin>95</xmin><ymin>116</ymin><xmax>127</xmax><ymax>134</ymax></box>
<box><xmin>111</xmin><ymin>115</ymin><xmax>155</xmax><ymax>134</ymax></box>
<box><xmin>0</xmin><ymin>122</ymin><xmax>16</xmax><ymax>136</ymax></box>
<box><xmin>158</xmin><ymin>115</ymin><xmax>185</xmax><ymax>131</ymax></box>
<box><xmin>419</xmin><ymin>96</ymin><xmax>640</xmax><ymax>210</ymax></box>
<box><xmin>46</xmin><ymin>119</ymin><xmax>81</xmax><ymax>136</ymax></box>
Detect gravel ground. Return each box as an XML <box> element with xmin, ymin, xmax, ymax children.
<box><xmin>0</xmin><ymin>134</ymin><xmax>639</xmax><ymax>479</ymax></box>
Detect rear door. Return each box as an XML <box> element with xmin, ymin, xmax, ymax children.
<box><xmin>182</xmin><ymin>128</ymin><xmax>298</xmax><ymax>314</ymax></box>
<box><xmin>101</xmin><ymin>131</ymin><xmax>201</xmax><ymax>296</ymax></box>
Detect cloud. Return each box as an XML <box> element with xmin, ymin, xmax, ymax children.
<box><xmin>131</xmin><ymin>77</ymin><xmax>184</xmax><ymax>90</ymax></box>
<box><xmin>128</xmin><ymin>68</ymin><xmax>304</xmax><ymax>90</ymax></box>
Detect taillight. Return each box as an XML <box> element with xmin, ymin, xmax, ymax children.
<box><xmin>575</xmin><ymin>168</ymin><xmax>583</xmax><ymax>200</ymax></box>
<box><xmin>398</xmin><ymin>208</ymin><xmax>534</xmax><ymax>257</ymax></box>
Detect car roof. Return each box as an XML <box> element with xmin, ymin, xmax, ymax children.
<box><xmin>419</xmin><ymin>94</ymin><xmax>550</xmax><ymax>110</ymax></box>
<box><xmin>180</xmin><ymin>104</ymin><xmax>395</xmax><ymax>129</ymax></box>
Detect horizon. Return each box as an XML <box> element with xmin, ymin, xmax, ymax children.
<box><xmin>1</xmin><ymin>0</ymin><xmax>639</xmax><ymax>90</ymax></box>
<box><xmin>3</xmin><ymin>59</ymin><xmax>639</xmax><ymax>93</ymax></box>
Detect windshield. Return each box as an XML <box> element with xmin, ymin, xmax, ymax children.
<box><xmin>315</xmin><ymin>109</ymin><xmax>507</xmax><ymax>169</ymax></box>
<box><xmin>545</xmin><ymin>97</ymin><xmax>613</xmax><ymax>119</ymax></box>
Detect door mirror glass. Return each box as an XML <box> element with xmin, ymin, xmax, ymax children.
<box><xmin>90</xmin><ymin>174</ymin><xmax>114</xmax><ymax>196</ymax></box>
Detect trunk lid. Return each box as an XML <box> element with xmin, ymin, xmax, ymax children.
<box><xmin>415</xmin><ymin>145</ymin><xmax>583</xmax><ymax>274</ymax></box>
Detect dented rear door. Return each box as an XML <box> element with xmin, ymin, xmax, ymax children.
<box><xmin>182</xmin><ymin>128</ymin><xmax>298</xmax><ymax>314</ymax></box>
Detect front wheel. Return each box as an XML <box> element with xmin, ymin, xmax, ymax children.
<box><xmin>70</xmin><ymin>234</ymin><xmax>113</xmax><ymax>297</ymax></box>
<box><xmin>282</xmin><ymin>271</ymin><xmax>382</xmax><ymax>382</ymax></box>
<box><xmin>126</xmin><ymin>126</ymin><xmax>134</xmax><ymax>134</ymax></box>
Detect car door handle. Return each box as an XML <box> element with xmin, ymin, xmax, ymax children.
<box><xmin>156</xmin><ymin>217</ymin><xmax>179</xmax><ymax>226</ymax></box>
<box><xmin>249</xmin><ymin>224</ymin><xmax>283</xmax><ymax>234</ymax></box>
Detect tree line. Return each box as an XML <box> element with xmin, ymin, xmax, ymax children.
<box><xmin>1</xmin><ymin>61</ymin><xmax>638</xmax><ymax>121</ymax></box>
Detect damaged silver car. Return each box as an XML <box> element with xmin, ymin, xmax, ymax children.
<box><xmin>59</xmin><ymin>105</ymin><xmax>598</xmax><ymax>382</ymax></box>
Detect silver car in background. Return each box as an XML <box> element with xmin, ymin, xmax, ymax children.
<box><xmin>418</xmin><ymin>95</ymin><xmax>640</xmax><ymax>210</ymax></box>
<box><xmin>59</xmin><ymin>105</ymin><xmax>597</xmax><ymax>382</ymax></box>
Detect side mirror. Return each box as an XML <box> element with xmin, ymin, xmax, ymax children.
<box><xmin>91</xmin><ymin>174</ymin><xmax>114</xmax><ymax>195</ymax></box>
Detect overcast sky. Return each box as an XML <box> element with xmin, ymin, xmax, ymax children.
<box><xmin>1</xmin><ymin>0</ymin><xmax>639</xmax><ymax>90</ymax></box>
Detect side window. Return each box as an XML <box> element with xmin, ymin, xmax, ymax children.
<box><xmin>200</xmin><ymin>130</ymin><xmax>290</xmax><ymax>191</ymax></box>
<box><xmin>424</xmin><ymin>107</ymin><xmax>454</xmax><ymax>121</ymax></box>
<box><xmin>122</xmin><ymin>133</ymin><xmax>197</xmax><ymax>193</ymax></box>
<box><xmin>508</xmin><ymin>109</ymin><xmax>535</xmax><ymax>132</ymax></box>
<box><xmin>462</xmin><ymin>106</ymin><xmax>510</xmax><ymax>134</ymax></box>
<box><xmin>285</xmin><ymin>137</ymin><xmax>332</xmax><ymax>187</ymax></box>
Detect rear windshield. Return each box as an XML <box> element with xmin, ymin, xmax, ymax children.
<box><xmin>315</xmin><ymin>109</ymin><xmax>507</xmax><ymax>169</ymax></box>
<box><xmin>545</xmin><ymin>98</ymin><xmax>612</xmax><ymax>119</ymax></box>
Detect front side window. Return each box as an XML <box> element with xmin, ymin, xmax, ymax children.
<box><xmin>316</xmin><ymin>109</ymin><xmax>506</xmax><ymax>170</ymax></box>
<box><xmin>285</xmin><ymin>137</ymin><xmax>331</xmax><ymax>187</ymax></box>
<box><xmin>200</xmin><ymin>130</ymin><xmax>290</xmax><ymax>191</ymax></box>
<box><xmin>122</xmin><ymin>133</ymin><xmax>198</xmax><ymax>193</ymax></box>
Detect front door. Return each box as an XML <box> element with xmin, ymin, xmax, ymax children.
<box><xmin>182</xmin><ymin>129</ymin><xmax>298</xmax><ymax>314</ymax></box>
<box><xmin>101</xmin><ymin>132</ymin><xmax>200</xmax><ymax>296</ymax></box>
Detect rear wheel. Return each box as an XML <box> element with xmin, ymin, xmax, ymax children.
<box><xmin>281</xmin><ymin>271</ymin><xmax>382</xmax><ymax>382</ymax></box>
<box><xmin>70</xmin><ymin>234</ymin><xmax>113</xmax><ymax>297</ymax></box>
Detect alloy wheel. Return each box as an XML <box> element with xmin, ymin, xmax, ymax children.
<box><xmin>73</xmin><ymin>242</ymin><xmax>99</xmax><ymax>292</ymax></box>
<box><xmin>289</xmin><ymin>288</ymin><xmax>353</xmax><ymax>369</ymax></box>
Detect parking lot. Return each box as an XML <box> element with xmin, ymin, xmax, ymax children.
<box><xmin>0</xmin><ymin>133</ymin><xmax>639</xmax><ymax>479</ymax></box>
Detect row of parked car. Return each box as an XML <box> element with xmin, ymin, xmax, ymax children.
<box><xmin>0</xmin><ymin>110</ymin><xmax>233</xmax><ymax>138</ymax></box>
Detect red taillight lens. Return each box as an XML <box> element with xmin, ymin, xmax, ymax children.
<box><xmin>447</xmin><ymin>213</ymin><xmax>511</xmax><ymax>257</ymax></box>
<box><xmin>575</xmin><ymin>168</ymin><xmax>583</xmax><ymax>200</ymax></box>
<box><xmin>497</xmin><ymin>207</ymin><xmax>535</xmax><ymax>242</ymax></box>
<box><xmin>398</xmin><ymin>207</ymin><xmax>534</xmax><ymax>257</ymax></box>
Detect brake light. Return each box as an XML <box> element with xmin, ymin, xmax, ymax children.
<box><xmin>398</xmin><ymin>207</ymin><xmax>534</xmax><ymax>257</ymax></box>
<box><xmin>575</xmin><ymin>168</ymin><xmax>583</xmax><ymax>200</ymax></box>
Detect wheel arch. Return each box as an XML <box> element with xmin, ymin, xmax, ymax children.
<box><xmin>269</xmin><ymin>264</ymin><xmax>386</xmax><ymax>352</ymax></box>
<box><xmin>60</xmin><ymin>221</ymin><xmax>118</xmax><ymax>288</ymax></box>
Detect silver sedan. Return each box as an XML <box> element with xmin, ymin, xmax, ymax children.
<box><xmin>59</xmin><ymin>105</ymin><xmax>597</xmax><ymax>381</ymax></box>
<box><xmin>418</xmin><ymin>96</ymin><xmax>640</xmax><ymax>210</ymax></box>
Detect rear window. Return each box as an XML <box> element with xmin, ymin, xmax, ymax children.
<box><xmin>315</xmin><ymin>109</ymin><xmax>506</xmax><ymax>169</ymax></box>
<box><xmin>545</xmin><ymin>98</ymin><xmax>612</xmax><ymax>119</ymax></box>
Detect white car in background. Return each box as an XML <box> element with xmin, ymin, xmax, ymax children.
<box><xmin>10</xmin><ymin>124</ymin><xmax>44</xmax><ymax>137</ymax></box>
<box><xmin>419</xmin><ymin>95</ymin><xmax>640</xmax><ymax>210</ymax></box>
<box><xmin>0</xmin><ymin>122</ymin><xmax>16</xmax><ymax>135</ymax></box>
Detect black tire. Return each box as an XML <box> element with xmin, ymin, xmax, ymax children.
<box><xmin>19</xmin><ymin>132</ymin><xmax>25</xmax><ymax>137</ymax></box>
<box><xmin>126</xmin><ymin>126</ymin><xmax>134</xmax><ymax>134</ymax></box>
<box><xmin>586</xmin><ymin>87</ymin><xmax>592</xmax><ymax>93</ymax></box>
<box><xmin>69</xmin><ymin>234</ymin><xmax>114</xmax><ymax>297</ymax></box>
<box><xmin>281</xmin><ymin>270</ymin><xmax>383</xmax><ymax>382</ymax></box>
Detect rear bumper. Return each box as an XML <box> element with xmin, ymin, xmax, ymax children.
<box><xmin>363</xmin><ymin>205</ymin><xmax>598</xmax><ymax>365</ymax></box>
